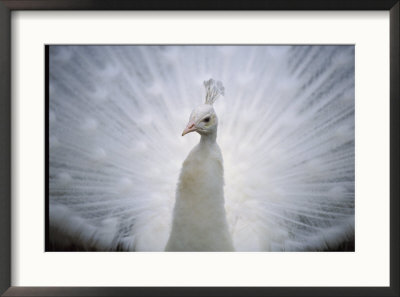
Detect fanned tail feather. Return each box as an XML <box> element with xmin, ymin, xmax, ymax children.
<box><xmin>49</xmin><ymin>45</ymin><xmax>354</xmax><ymax>251</ymax></box>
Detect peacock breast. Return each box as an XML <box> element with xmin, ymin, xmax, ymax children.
<box><xmin>178</xmin><ymin>144</ymin><xmax>224</xmax><ymax>196</ymax></box>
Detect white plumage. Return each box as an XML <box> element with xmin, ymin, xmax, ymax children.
<box><xmin>165</xmin><ymin>80</ymin><xmax>234</xmax><ymax>251</ymax></box>
<box><xmin>49</xmin><ymin>45</ymin><xmax>355</xmax><ymax>251</ymax></box>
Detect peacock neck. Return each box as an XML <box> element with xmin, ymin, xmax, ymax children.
<box><xmin>199</xmin><ymin>129</ymin><xmax>217</xmax><ymax>146</ymax></box>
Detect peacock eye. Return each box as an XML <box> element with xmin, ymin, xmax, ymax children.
<box><xmin>203</xmin><ymin>117</ymin><xmax>210</xmax><ymax>123</ymax></box>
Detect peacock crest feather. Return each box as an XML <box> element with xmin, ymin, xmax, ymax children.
<box><xmin>204</xmin><ymin>78</ymin><xmax>224</xmax><ymax>105</ymax></box>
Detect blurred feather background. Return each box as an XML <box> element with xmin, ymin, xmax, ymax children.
<box><xmin>48</xmin><ymin>45</ymin><xmax>354</xmax><ymax>251</ymax></box>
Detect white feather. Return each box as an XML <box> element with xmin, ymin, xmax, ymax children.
<box><xmin>165</xmin><ymin>136</ymin><xmax>234</xmax><ymax>251</ymax></box>
<box><xmin>49</xmin><ymin>45</ymin><xmax>354</xmax><ymax>251</ymax></box>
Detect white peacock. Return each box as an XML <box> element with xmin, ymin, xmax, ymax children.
<box><xmin>48</xmin><ymin>45</ymin><xmax>355</xmax><ymax>252</ymax></box>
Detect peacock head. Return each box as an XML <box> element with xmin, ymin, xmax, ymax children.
<box><xmin>182</xmin><ymin>79</ymin><xmax>224</xmax><ymax>137</ymax></box>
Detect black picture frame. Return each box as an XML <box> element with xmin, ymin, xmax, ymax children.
<box><xmin>0</xmin><ymin>1</ymin><xmax>399</xmax><ymax>296</ymax></box>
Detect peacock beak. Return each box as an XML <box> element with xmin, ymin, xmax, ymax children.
<box><xmin>182</xmin><ymin>122</ymin><xmax>197</xmax><ymax>136</ymax></box>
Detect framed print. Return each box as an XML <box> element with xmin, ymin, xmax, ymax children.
<box><xmin>0</xmin><ymin>1</ymin><xmax>399</xmax><ymax>296</ymax></box>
